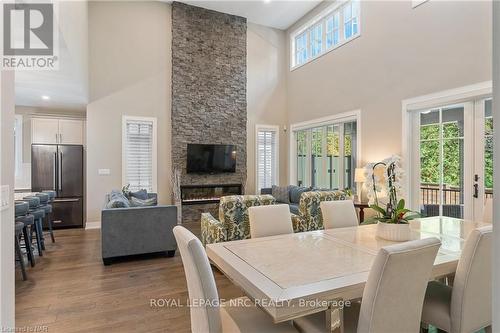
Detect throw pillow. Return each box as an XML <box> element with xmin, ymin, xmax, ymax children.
<box><xmin>129</xmin><ymin>197</ymin><xmax>157</xmax><ymax>207</ymax></box>
<box><xmin>272</xmin><ymin>185</ymin><xmax>290</xmax><ymax>204</ymax></box>
<box><xmin>106</xmin><ymin>198</ymin><xmax>129</xmax><ymax>209</ymax></box>
<box><xmin>289</xmin><ymin>186</ymin><xmax>311</xmax><ymax>204</ymax></box>
<box><xmin>129</xmin><ymin>189</ymin><xmax>148</xmax><ymax>200</ymax></box>
<box><xmin>107</xmin><ymin>190</ymin><xmax>130</xmax><ymax>208</ymax></box>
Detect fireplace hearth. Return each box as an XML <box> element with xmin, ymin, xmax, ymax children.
<box><xmin>180</xmin><ymin>184</ymin><xmax>242</xmax><ymax>205</ymax></box>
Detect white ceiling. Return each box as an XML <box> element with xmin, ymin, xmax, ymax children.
<box><xmin>15</xmin><ymin>40</ymin><xmax>88</xmax><ymax>111</ymax></box>
<box><xmin>15</xmin><ymin>1</ymin><xmax>88</xmax><ymax>112</ymax></box>
<box><xmin>176</xmin><ymin>1</ymin><xmax>322</xmax><ymax>30</ymax></box>
<box><xmin>15</xmin><ymin>1</ymin><xmax>319</xmax><ymax>111</ymax></box>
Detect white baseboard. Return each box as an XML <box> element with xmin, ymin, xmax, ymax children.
<box><xmin>85</xmin><ymin>221</ymin><xmax>101</xmax><ymax>230</ymax></box>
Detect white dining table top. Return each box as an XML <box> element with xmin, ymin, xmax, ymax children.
<box><xmin>206</xmin><ymin>216</ymin><xmax>490</xmax><ymax>323</ymax></box>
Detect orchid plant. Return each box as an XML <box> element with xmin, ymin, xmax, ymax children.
<box><xmin>363</xmin><ymin>155</ymin><xmax>419</xmax><ymax>224</ymax></box>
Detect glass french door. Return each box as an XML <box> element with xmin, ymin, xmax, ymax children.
<box><xmin>473</xmin><ymin>99</ymin><xmax>493</xmax><ymax>221</ymax></box>
<box><xmin>411</xmin><ymin>98</ymin><xmax>493</xmax><ymax>221</ymax></box>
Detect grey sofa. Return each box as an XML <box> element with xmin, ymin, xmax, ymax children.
<box><xmin>261</xmin><ymin>185</ymin><xmax>312</xmax><ymax>215</ymax></box>
<box><xmin>261</xmin><ymin>185</ymin><xmax>340</xmax><ymax>215</ymax></box>
<box><xmin>101</xmin><ymin>193</ymin><xmax>177</xmax><ymax>265</ymax></box>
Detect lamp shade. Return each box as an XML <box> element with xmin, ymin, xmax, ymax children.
<box><xmin>354</xmin><ymin>168</ymin><xmax>366</xmax><ymax>183</ymax></box>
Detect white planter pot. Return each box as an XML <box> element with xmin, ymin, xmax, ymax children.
<box><xmin>376</xmin><ymin>222</ymin><xmax>412</xmax><ymax>242</ymax></box>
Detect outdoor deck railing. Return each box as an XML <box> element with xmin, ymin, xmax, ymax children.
<box><xmin>420</xmin><ymin>185</ymin><xmax>493</xmax><ymax>206</ymax></box>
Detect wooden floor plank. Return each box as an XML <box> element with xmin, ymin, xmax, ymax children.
<box><xmin>15</xmin><ymin>223</ymin><xmax>242</xmax><ymax>332</ymax></box>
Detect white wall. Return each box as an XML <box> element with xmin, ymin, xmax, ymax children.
<box><xmin>492</xmin><ymin>1</ymin><xmax>499</xmax><ymax>329</ymax></box>
<box><xmin>286</xmin><ymin>1</ymin><xmax>492</xmax><ymax>165</ymax></box>
<box><xmin>247</xmin><ymin>23</ymin><xmax>288</xmax><ymax>194</ymax></box>
<box><xmin>85</xmin><ymin>3</ymin><xmax>289</xmax><ymax>224</ymax></box>
<box><xmin>59</xmin><ymin>0</ymin><xmax>89</xmax><ymax>102</ymax></box>
<box><xmin>0</xmin><ymin>71</ymin><xmax>16</xmax><ymax>330</ymax></box>
<box><xmin>86</xmin><ymin>1</ymin><xmax>172</xmax><ymax>225</ymax></box>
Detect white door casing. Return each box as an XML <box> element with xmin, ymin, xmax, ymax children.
<box><xmin>402</xmin><ymin>82</ymin><xmax>492</xmax><ymax>220</ymax></box>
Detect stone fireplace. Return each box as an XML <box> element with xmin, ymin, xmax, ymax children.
<box><xmin>171</xmin><ymin>2</ymin><xmax>247</xmax><ymax>223</ymax></box>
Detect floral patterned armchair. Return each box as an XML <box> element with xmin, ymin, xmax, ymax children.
<box><xmin>291</xmin><ymin>190</ymin><xmax>347</xmax><ymax>232</ymax></box>
<box><xmin>201</xmin><ymin>195</ymin><xmax>276</xmax><ymax>246</ymax></box>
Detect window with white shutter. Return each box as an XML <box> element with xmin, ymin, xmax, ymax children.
<box><xmin>256</xmin><ymin>125</ymin><xmax>279</xmax><ymax>192</ymax></box>
<box><xmin>122</xmin><ymin>116</ymin><xmax>157</xmax><ymax>192</ymax></box>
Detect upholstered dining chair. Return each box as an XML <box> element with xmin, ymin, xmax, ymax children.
<box><xmin>421</xmin><ymin>226</ymin><xmax>492</xmax><ymax>333</ymax></box>
<box><xmin>293</xmin><ymin>237</ymin><xmax>441</xmax><ymax>333</ymax></box>
<box><xmin>248</xmin><ymin>204</ymin><xmax>293</xmax><ymax>238</ymax></box>
<box><xmin>320</xmin><ymin>200</ymin><xmax>358</xmax><ymax>229</ymax></box>
<box><xmin>173</xmin><ymin>226</ymin><xmax>298</xmax><ymax>333</ymax></box>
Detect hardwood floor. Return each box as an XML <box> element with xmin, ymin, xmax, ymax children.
<box><xmin>15</xmin><ymin>223</ymin><xmax>242</xmax><ymax>333</ymax></box>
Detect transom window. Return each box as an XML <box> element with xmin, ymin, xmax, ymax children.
<box><xmin>343</xmin><ymin>0</ymin><xmax>359</xmax><ymax>39</ymax></box>
<box><xmin>310</xmin><ymin>23</ymin><xmax>323</xmax><ymax>58</ymax></box>
<box><xmin>295</xmin><ymin>32</ymin><xmax>307</xmax><ymax>65</ymax></box>
<box><xmin>291</xmin><ymin>0</ymin><xmax>360</xmax><ymax>69</ymax></box>
<box><xmin>326</xmin><ymin>13</ymin><xmax>340</xmax><ymax>49</ymax></box>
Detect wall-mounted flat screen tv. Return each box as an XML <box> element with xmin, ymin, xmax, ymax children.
<box><xmin>186</xmin><ymin>144</ymin><xmax>236</xmax><ymax>173</ymax></box>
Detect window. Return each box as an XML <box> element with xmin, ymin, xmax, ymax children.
<box><xmin>122</xmin><ymin>116</ymin><xmax>157</xmax><ymax>192</ymax></box>
<box><xmin>256</xmin><ymin>125</ymin><xmax>279</xmax><ymax>192</ymax></box>
<box><xmin>291</xmin><ymin>0</ymin><xmax>361</xmax><ymax>69</ymax></box>
<box><xmin>310</xmin><ymin>23</ymin><xmax>323</xmax><ymax>57</ymax></box>
<box><xmin>294</xmin><ymin>32</ymin><xmax>308</xmax><ymax>66</ymax></box>
<box><xmin>292</xmin><ymin>113</ymin><xmax>359</xmax><ymax>190</ymax></box>
<box><xmin>326</xmin><ymin>13</ymin><xmax>340</xmax><ymax>49</ymax></box>
<box><xmin>343</xmin><ymin>0</ymin><xmax>359</xmax><ymax>39</ymax></box>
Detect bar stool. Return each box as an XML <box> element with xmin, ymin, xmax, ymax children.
<box><xmin>15</xmin><ymin>221</ymin><xmax>27</xmax><ymax>281</ymax></box>
<box><xmin>22</xmin><ymin>196</ymin><xmax>46</xmax><ymax>256</ymax></box>
<box><xmin>14</xmin><ymin>201</ymin><xmax>35</xmax><ymax>267</ymax></box>
<box><xmin>41</xmin><ymin>191</ymin><xmax>57</xmax><ymax>242</ymax></box>
<box><xmin>36</xmin><ymin>192</ymin><xmax>55</xmax><ymax>243</ymax></box>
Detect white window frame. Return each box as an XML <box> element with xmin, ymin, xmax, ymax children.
<box><xmin>122</xmin><ymin>116</ymin><xmax>158</xmax><ymax>193</ymax></box>
<box><xmin>289</xmin><ymin>109</ymin><xmax>362</xmax><ymax>188</ymax></box>
<box><xmin>255</xmin><ymin>125</ymin><xmax>280</xmax><ymax>193</ymax></box>
<box><xmin>325</xmin><ymin>12</ymin><xmax>340</xmax><ymax>50</ymax></box>
<box><xmin>290</xmin><ymin>0</ymin><xmax>361</xmax><ymax>71</ymax></box>
<box><xmin>342</xmin><ymin>0</ymin><xmax>359</xmax><ymax>40</ymax></box>
<box><xmin>294</xmin><ymin>32</ymin><xmax>308</xmax><ymax>67</ymax></box>
<box><xmin>310</xmin><ymin>21</ymin><xmax>323</xmax><ymax>58</ymax></box>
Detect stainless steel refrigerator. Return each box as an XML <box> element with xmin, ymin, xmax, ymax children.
<box><xmin>31</xmin><ymin>144</ymin><xmax>84</xmax><ymax>228</ymax></box>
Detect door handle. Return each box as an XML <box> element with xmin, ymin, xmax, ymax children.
<box><xmin>53</xmin><ymin>198</ymin><xmax>79</xmax><ymax>203</ymax></box>
<box><xmin>59</xmin><ymin>152</ymin><xmax>63</xmax><ymax>191</ymax></box>
<box><xmin>473</xmin><ymin>183</ymin><xmax>479</xmax><ymax>198</ymax></box>
<box><xmin>53</xmin><ymin>152</ymin><xmax>57</xmax><ymax>190</ymax></box>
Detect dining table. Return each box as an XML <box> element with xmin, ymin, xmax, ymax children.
<box><xmin>206</xmin><ymin>216</ymin><xmax>490</xmax><ymax>332</ymax></box>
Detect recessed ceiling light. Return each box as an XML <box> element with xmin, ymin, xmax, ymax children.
<box><xmin>42</xmin><ymin>95</ymin><xmax>50</xmax><ymax>100</ymax></box>
<box><xmin>264</xmin><ymin>0</ymin><xmax>271</xmax><ymax>3</ymax></box>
